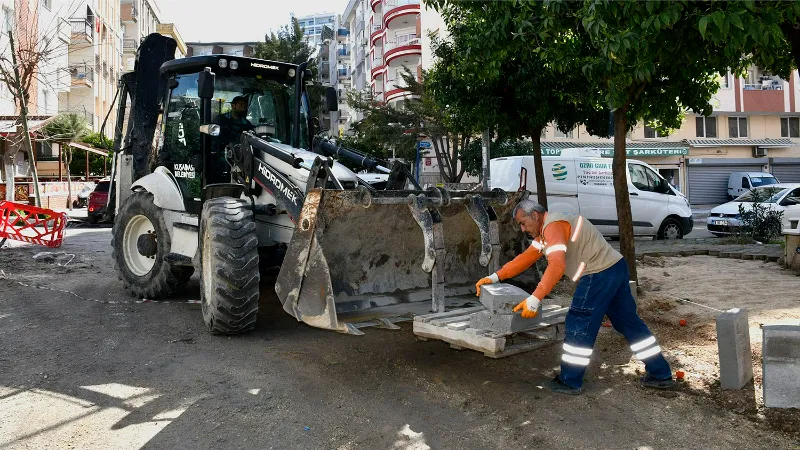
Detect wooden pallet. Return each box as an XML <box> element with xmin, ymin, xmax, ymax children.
<box><xmin>413</xmin><ymin>304</ymin><xmax>568</xmax><ymax>358</ymax></box>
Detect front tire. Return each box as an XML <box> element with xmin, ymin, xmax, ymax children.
<box><xmin>112</xmin><ymin>191</ymin><xmax>194</xmax><ymax>298</ymax></box>
<box><xmin>656</xmin><ymin>217</ymin><xmax>684</xmax><ymax>240</ymax></box>
<box><xmin>200</xmin><ymin>197</ymin><xmax>260</xmax><ymax>335</ymax></box>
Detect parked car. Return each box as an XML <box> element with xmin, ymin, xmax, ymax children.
<box><xmin>707</xmin><ymin>183</ymin><xmax>800</xmax><ymax>236</ymax></box>
<box><xmin>727</xmin><ymin>172</ymin><xmax>779</xmax><ymax>201</ymax></box>
<box><xmin>87</xmin><ymin>179</ymin><xmax>111</xmax><ymax>224</ymax></box>
<box><xmin>490</xmin><ymin>148</ymin><xmax>693</xmax><ymax>239</ymax></box>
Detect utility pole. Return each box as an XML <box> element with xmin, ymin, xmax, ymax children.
<box><xmin>9</xmin><ymin>30</ymin><xmax>42</xmax><ymax>207</ymax></box>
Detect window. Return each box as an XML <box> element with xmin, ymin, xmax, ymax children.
<box><xmin>781</xmin><ymin>117</ymin><xmax>800</xmax><ymax>138</ymax></box>
<box><xmin>553</xmin><ymin>126</ymin><xmax>574</xmax><ymax>139</ymax></box>
<box><xmin>36</xmin><ymin>142</ymin><xmax>57</xmax><ymax>161</ymax></box>
<box><xmin>720</xmin><ymin>72</ymin><xmax>730</xmax><ymax>88</ymax></box>
<box><xmin>742</xmin><ymin>177</ymin><xmax>750</xmax><ymax>189</ymax></box>
<box><xmin>644</xmin><ymin>125</ymin><xmax>668</xmax><ymax>139</ymax></box>
<box><xmin>728</xmin><ymin>116</ymin><xmax>748</xmax><ymax>138</ymax></box>
<box><xmin>696</xmin><ymin>116</ymin><xmax>717</xmax><ymax>138</ymax></box>
<box><xmin>629</xmin><ymin>164</ymin><xmax>665</xmax><ymax>193</ymax></box>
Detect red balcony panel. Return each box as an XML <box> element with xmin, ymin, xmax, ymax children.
<box><xmin>742</xmin><ymin>89</ymin><xmax>785</xmax><ymax>113</ymax></box>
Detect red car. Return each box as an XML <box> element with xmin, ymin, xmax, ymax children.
<box><xmin>87</xmin><ymin>180</ymin><xmax>110</xmax><ymax>224</ymax></box>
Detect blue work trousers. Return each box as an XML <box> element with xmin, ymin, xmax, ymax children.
<box><xmin>559</xmin><ymin>258</ymin><xmax>672</xmax><ymax>388</ymax></box>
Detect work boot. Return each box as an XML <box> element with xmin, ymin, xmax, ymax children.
<box><xmin>546</xmin><ymin>376</ymin><xmax>582</xmax><ymax>395</ymax></box>
<box><xmin>640</xmin><ymin>374</ymin><xmax>676</xmax><ymax>389</ymax></box>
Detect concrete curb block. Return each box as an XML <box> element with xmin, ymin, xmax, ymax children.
<box><xmin>637</xmin><ymin>248</ymin><xmax>783</xmax><ymax>265</ymax></box>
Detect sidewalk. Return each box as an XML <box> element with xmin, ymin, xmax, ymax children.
<box><xmin>52</xmin><ymin>207</ymin><xmax>88</xmax><ymax>220</ymax></box>
<box><xmin>691</xmin><ymin>204</ymin><xmax>717</xmax><ymax>221</ymax></box>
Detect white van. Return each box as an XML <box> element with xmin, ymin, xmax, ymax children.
<box><xmin>490</xmin><ymin>148</ymin><xmax>693</xmax><ymax>239</ymax></box>
<box><xmin>727</xmin><ymin>172</ymin><xmax>779</xmax><ymax>200</ymax></box>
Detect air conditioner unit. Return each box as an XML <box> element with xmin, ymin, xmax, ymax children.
<box><xmin>753</xmin><ymin>146</ymin><xmax>768</xmax><ymax>157</ymax></box>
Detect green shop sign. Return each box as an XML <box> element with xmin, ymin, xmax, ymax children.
<box><xmin>541</xmin><ymin>148</ymin><xmax>688</xmax><ymax>157</ymax></box>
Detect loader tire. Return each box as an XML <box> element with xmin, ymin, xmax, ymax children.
<box><xmin>200</xmin><ymin>197</ymin><xmax>260</xmax><ymax>335</ymax></box>
<box><xmin>112</xmin><ymin>191</ymin><xmax>194</xmax><ymax>299</ymax></box>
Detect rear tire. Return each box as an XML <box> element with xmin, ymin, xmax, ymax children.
<box><xmin>112</xmin><ymin>191</ymin><xmax>194</xmax><ymax>299</ymax></box>
<box><xmin>200</xmin><ymin>197</ymin><xmax>260</xmax><ymax>335</ymax></box>
<box><xmin>656</xmin><ymin>217</ymin><xmax>684</xmax><ymax>240</ymax></box>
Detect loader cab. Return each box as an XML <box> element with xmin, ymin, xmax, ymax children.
<box><xmin>158</xmin><ymin>55</ymin><xmax>312</xmax><ymax>212</ymax></box>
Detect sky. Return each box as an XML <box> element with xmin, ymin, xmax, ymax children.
<box><xmin>156</xmin><ymin>0</ymin><xmax>351</xmax><ymax>43</ymax></box>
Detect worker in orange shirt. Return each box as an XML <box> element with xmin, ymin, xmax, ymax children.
<box><xmin>476</xmin><ymin>200</ymin><xmax>674</xmax><ymax>395</ymax></box>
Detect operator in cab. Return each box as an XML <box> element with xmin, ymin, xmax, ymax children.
<box><xmin>219</xmin><ymin>95</ymin><xmax>255</xmax><ymax>146</ymax></box>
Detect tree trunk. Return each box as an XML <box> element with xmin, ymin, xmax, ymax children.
<box><xmin>612</xmin><ymin>108</ymin><xmax>637</xmax><ymax>282</ymax></box>
<box><xmin>780</xmin><ymin>22</ymin><xmax>800</xmax><ymax>72</ymax></box>
<box><xmin>65</xmin><ymin>146</ymin><xmax>73</xmax><ymax>211</ymax></box>
<box><xmin>3</xmin><ymin>154</ymin><xmax>14</xmax><ymax>202</ymax></box>
<box><xmin>8</xmin><ymin>31</ymin><xmax>41</xmax><ymax>207</ymax></box>
<box><xmin>531</xmin><ymin>129</ymin><xmax>548</xmax><ymax>209</ymax></box>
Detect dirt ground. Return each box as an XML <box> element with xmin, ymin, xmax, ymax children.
<box><xmin>0</xmin><ymin>227</ymin><xmax>799</xmax><ymax>449</ymax></box>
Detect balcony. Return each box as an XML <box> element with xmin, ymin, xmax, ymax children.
<box><xmin>70</xmin><ymin>18</ymin><xmax>93</xmax><ymax>43</ymax></box>
<box><xmin>338</xmin><ymin>68</ymin><xmax>349</xmax><ymax>79</ymax></box>
<box><xmin>69</xmin><ymin>65</ymin><xmax>94</xmax><ymax>87</ymax></box>
<box><xmin>384</xmin><ymin>0</ymin><xmax>420</xmax><ymax>29</ymax></box>
<box><xmin>384</xmin><ymin>37</ymin><xmax>421</xmax><ymax>66</ymax></box>
<box><xmin>371</xmin><ymin>0</ymin><xmax>381</xmax><ymax>12</ymax></box>
<box><xmin>370</xmin><ymin>24</ymin><xmax>385</xmax><ymax>46</ymax></box>
<box><xmin>337</xmin><ymin>48</ymin><xmax>351</xmax><ymax>57</ymax></box>
<box><xmin>123</xmin><ymin>39</ymin><xmax>137</xmax><ymax>51</ymax></box>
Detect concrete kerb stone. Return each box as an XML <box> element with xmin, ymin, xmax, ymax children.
<box><xmin>473</xmin><ymin>283</ymin><xmax>543</xmax><ymax>334</ymax></box>
<box><xmin>716</xmin><ymin>308</ymin><xmax>753</xmax><ymax>390</ymax></box>
<box><xmin>762</xmin><ymin>321</ymin><xmax>800</xmax><ymax>408</ymax></box>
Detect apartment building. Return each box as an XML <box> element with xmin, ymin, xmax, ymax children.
<box><xmin>120</xmin><ymin>0</ymin><xmax>186</xmax><ymax>71</ymax></box>
<box><xmin>56</xmin><ymin>0</ymin><xmax>122</xmax><ymax>137</ymax></box>
<box><xmin>334</xmin><ymin>0</ymin><xmax>443</xmax><ymax>136</ymax></box>
<box><xmin>186</xmin><ymin>42</ymin><xmax>257</xmax><ymax>57</ymax></box>
<box><xmin>295</xmin><ymin>12</ymin><xmax>335</xmax><ymax>48</ymax></box>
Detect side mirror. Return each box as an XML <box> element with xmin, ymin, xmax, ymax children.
<box><xmin>326</xmin><ymin>86</ymin><xmax>339</xmax><ymax>112</ymax></box>
<box><xmin>198</xmin><ymin>67</ymin><xmax>215</xmax><ymax>100</ymax></box>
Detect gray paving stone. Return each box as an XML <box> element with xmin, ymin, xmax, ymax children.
<box><xmin>716</xmin><ymin>308</ymin><xmax>753</xmax><ymax>390</ymax></box>
<box><xmin>762</xmin><ymin>321</ymin><xmax>800</xmax><ymax>408</ymax></box>
<box><xmin>479</xmin><ymin>283</ymin><xmax>530</xmax><ymax>315</ymax></box>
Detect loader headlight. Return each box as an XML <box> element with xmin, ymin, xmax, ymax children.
<box><xmin>229</xmin><ymin>60</ymin><xmax>238</xmax><ymax>70</ymax></box>
<box><xmin>218</xmin><ymin>58</ymin><xmax>228</xmax><ymax>68</ymax></box>
<box><xmin>199</xmin><ymin>124</ymin><xmax>220</xmax><ymax>136</ymax></box>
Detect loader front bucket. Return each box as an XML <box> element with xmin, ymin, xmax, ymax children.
<box><xmin>275</xmin><ymin>187</ymin><xmax>531</xmax><ymax>333</ymax></box>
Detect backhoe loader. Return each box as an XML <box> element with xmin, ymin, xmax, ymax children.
<box><xmin>107</xmin><ymin>33</ymin><xmax>530</xmax><ymax>335</ymax></box>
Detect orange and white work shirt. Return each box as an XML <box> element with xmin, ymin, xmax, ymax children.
<box><xmin>496</xmin><ymin>212</ymin><xmax>623</xmax><ymax>299</ymax></box>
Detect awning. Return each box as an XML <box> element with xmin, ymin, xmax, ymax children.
<box><xmin>68</xmin><ymin>141</ymin><xmax>110</xmax><ymax>157</ymax></box>
<box><xmin>540</xmin><ymin>141</ymin><xmax>688</xmax><ymax>156</ymax></box>
<box><xmin>0</xmin><ymin>116</ymin><xmax>56</xmax><ymax>136</ymax></box>
<box><xmin>683</xmin><ymin>138</ymin><xmax>796</xmax><ymax>148</ymax></box>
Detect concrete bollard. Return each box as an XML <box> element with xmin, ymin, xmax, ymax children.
<box><xmin>762</xmin><ymin>321</ymin><xmax>800</xmax><ymax>408</ymax></box>
<box><xmin>716</xmin><ymin>308</ymin><xmax>753</xmax><ymax>390</ymax></box>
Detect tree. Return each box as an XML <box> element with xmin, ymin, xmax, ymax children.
<box><xmin>428</xmin><ymin>1</ymin><xmax>740</xmax><ymax>282</ymax></box>
<box><xmin>41</xmin><ymin>113</ymin><xmax>89</xmax><ymax>210</ymax></box>
<box><xmin>255</xmin><ymin>17</ymin><xmax>327</xmax><ymax>121</ymax></box>
<box><xmin>0</xmin><ymin>4</ymin><xmax>67</xmax><ymax>206</ymax></box>
<box><xmin>346</xmin><ymin>71</ymin><xmax>473</xmax><ymax>183</ymax></box>
<box><xmin>693</xmin><ymin>2</ymin><xmax>800</xmax><ymax>77</ymax></box>
<box><xmin>426</xmin><ymin>2</ymin><xmax>609</xmax><ymax>207</ymax></box>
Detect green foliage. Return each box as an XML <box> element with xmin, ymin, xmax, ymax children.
<box><xmin>460</xmin><ymin>139</ymin><xmax>537</xmax><ymax>177</ymax></box>
<box><xmin>737</xmin><ymin>201</ymin><xmax>784</xmax><ymax>242</ymax></box>
<box><xmin>81</xmin><ymin>132</ymin><xmax>112</xmax><ymax>150</ymax></box>
<box><xmin>40</xmin><ymin>113</ymin><xmax>88</xmax><ymax>143</ymax></box>
<box><xmin>254</xmin><ymin>17</ymin><xmax>326</xmax><ymax>120</ymax></box>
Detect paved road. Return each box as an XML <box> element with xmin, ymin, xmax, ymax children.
<box><xmin>0</xmin><ymin>228</ymin><xmax>794</xmax><ymax>449</ymax></box>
